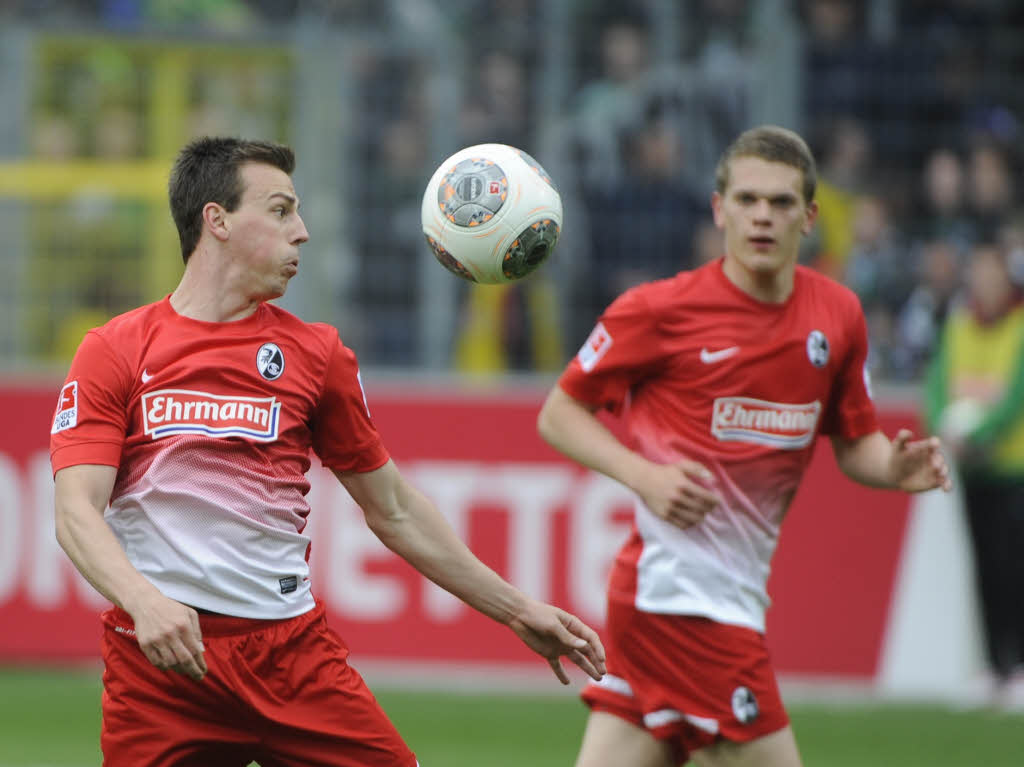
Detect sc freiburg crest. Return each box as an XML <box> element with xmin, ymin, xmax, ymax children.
<box><xmin>257</xmin><ymin>342</ymin><xmax>285</xmax><ymax>381</ymax></box>
<box><xmin>731</xmin><ymin>686</ymin><xmax>760</xmax><ymax>725</ymax></box>
<box><xmin>806</xmin><ymin>330</ymin><xmax>830</xmax><ymax>368</ymax></box>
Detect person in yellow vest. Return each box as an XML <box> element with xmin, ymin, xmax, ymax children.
<box><xmin>925</xmin><ymin>238</ymin><xmax>1024</xmax><ymax>707</ymax></box>
<box><xmin>455</xmin><ymin>279</ymin><xmax>564</xmax><ymax>374</ymax></box>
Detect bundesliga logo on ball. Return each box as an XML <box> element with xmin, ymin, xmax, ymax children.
<box><xmin>420</xmin><ymin>143</ymin><xmax>563</xmax><ymax>284</ymax></box>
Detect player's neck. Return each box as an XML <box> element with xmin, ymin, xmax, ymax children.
<box><xmin>721</xmin><ymin>257</ymin><xmax>795</xmax><ymax>304</ymax></box>
<box><xmin>170</xmin><ymin>262</ymin><xmax>262</xmax><ymax>323</ymax></box>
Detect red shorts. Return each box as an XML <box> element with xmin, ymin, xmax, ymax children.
<box><xmin>100</xmin><ymin>603</ymin><xmax>417</xmax><ymax>767</ymax></box>
<box><xmin>581</xmin><ymin>600</ymin><xmax>788</xmax><ymax>764</ymax></box>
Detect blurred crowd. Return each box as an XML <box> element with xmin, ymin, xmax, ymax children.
<box><xmin>559</xmin><ymin>0</ymin><xmax>1024</xmax><ymax>383</ymax></box>
<box><xmin>2</xmin><ymin>0</ymin><xmax>1023</xmax><ymax>382</ymax></box>
<box><xmin>800</xmin><ymin>0</ymin><xmax>1024</xmax><ymax>381</ymax></box>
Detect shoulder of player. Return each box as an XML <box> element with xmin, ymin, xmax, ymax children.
<box><xmin>795</xmin><ymin>264</ymin><xmax>862</xmax><ymax>308</ymax></box>
<box><xmin>602</xmin><ymin>269</ymin><xmax>708</xmax><ymax>335</ymax></box>
<box><xmin>91</xmin><ymin>299</ymin><xmax>164</xmax><ymax>334</ymax></box>
<box><xmin>65</xmin><ymin>301</ymin><xmax>166</xmax><ymax>391</ymax></box>
<box><xmin>85</xmin><ymin>299</ymin><xmax>167</xmax><ymax>357</ymax></box>
<box><xmin>259</xmin><ymin>303</ymin><xmax>343</xmax><ymax>356</ymax></box>
<box><xmin>261</xmin><ymin>303</ymin><xmax>331</xmax><ymax>337</ymax></box>
<box><xmin>621</xmin><ymin>267</ymin><xmax>704</xmax><ymax>307</ymax></box>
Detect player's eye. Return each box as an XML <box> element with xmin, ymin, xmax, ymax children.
<box><xmin>736</xmin><ymin>193</ymin><xmax>756</xmax><ymax>205</ymax></box>
<box><xmin>771</xmin><ymin>196</ymin><xmax>796</xmax><ymax>209</ymax></box>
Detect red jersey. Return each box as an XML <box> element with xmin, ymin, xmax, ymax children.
<box><xmin>560</xmin><ymin>259</ymin><xmax>878</xmax><ymax>630</ymax></box>
<box><xmin>50</xmin><ymin>297</ymin><xmax>388</xmax><ymax>619</ymax></box>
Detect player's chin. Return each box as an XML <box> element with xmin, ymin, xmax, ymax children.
<box><xmin>258</xmin><ymin>282</ymin><xmax>289</xmax><ymax>302</ymax></box>
<box><xmin>744</xmin><ymin>255</ymin><xmax>780</xmax><ymax>273</ymax></box>
<box><xmin>747</xmin><ymin>251</ymin><xmax>789</xmax><ymax>272</ymax></box>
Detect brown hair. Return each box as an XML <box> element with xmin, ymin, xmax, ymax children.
<box><xmin>168</xmin><ymin>137</ymin><xmax>296</xmax><ymax>263</ymax></box>
<box><xmin>715</xmin><ymin>125</ymin><xmax>817</xmax><ymax>203</ymax></box>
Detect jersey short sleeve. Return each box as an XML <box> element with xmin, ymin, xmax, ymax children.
<box><xmin>819</xmin><ymin>295</ymin><xmax>878</xmax><ymax>440</ymax></box>
<box><xmin>311</xmin><ymin>336</ymin><xmax>390</xmax><ymax>473</ymax></box>
<box><xmin>50</xmin><ymin>328</ymin><xmax>132</xmax><ymax>472</ymax></box>
<box><xmin>559</xmin><ymin>286</ymin><xmax>667</xmax><ymax>415</ymax></box>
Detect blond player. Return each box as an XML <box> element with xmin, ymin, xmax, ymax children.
<box><xmin>539</xmin><ymin>125</ymin><xmax>951</xmax><ymax>767</ymax></box>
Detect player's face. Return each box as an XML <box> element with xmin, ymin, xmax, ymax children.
<box><xmin>226</xmin><ymin>162</ymin><xmax>309</xmax><ymax>300</ymax></box>
<box><xmin>712</xmin><ymin>156</ymin><xmax>816</xmax><ymax>278</ymax></box>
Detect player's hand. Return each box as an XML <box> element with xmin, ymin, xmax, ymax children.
<box><xmin>890</xmin><ymin>429</ymin><xmax>953</xmax><ymax>493</ymax></box>
<box><xmin>507</xmin><ymin>600</ymin><xmax>606</xmax><ymax>685</ymax></box>
<box><xmin>636</xmin><ymin>458</ymin><xmax>721</xmax><ymax>529</ymax></box>
<box><xmin>127</xmin><ymin>593</ymin><xmax>208</xmax><ymax>681</ymax></box>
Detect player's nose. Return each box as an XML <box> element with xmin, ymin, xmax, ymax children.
<box><xmin>293</xmin><ymin>214</ymin><xmax>310</xmax><ymax>244</ymax></box>
<box><xmin>751</xmin><ymin>199</ymin><xmax>772</xmax><ymax>220</ymax></box>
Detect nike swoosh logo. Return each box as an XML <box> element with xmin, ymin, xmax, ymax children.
<box><xmin>141</xmin><ymin>369</ymin><xmax>154</xmax><ymax>383</ymax></box>
<box><xmin>699</xmin><ymin>346</ymin><xmax>740</xmax><ymax>364</ymax></box>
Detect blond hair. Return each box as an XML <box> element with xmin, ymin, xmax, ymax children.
<box><xmin>715</xmin><ymin>125</ymin><xmax>817</xmax><ymax>203</ymax></box>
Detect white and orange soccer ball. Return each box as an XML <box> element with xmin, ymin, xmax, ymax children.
<box><xmin>420</xmin><ymin>143</ymin><xmax>563</xmax><ymax>284</ymax></box>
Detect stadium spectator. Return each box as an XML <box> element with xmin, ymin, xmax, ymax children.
<box><xmin>999</xmin><ymin>213</ymin><xmax>1024</xmax><ymax>286</ymax></box>
<box><xmin>29</xmin><ymin>60</ymin><xmax>147</xmax><ymax>364</ymax></box>
<box><xmin>49</xmin><ymin>136</ymin><xmax>605</xmax><ymax>766</ymax></box>
<box><xmin>842</xmin><ymin>193</ymin><xmax>917</xmax><ymax>379</ymax></box>
<box><xmin>924</xmin><ymin>239</ymin><xmax>1024</xmax><ymax>709</ymax></box>
<box><xmin>911</xmin><ymin>146</ymin><xmax>977</xmax><ymax>257</ymax></box>
<box><xmin>897</xmin><ymin>5</ymin><xmax>1024</xmax><ymax>165</ymax></box>
<box><xmin>900</xmin><ymin>0</ymin><xmax>1007</xmax><ymax>38</ymax></box>
<box><xmin>578</xmin><ymin>108</ymin><xmax>706</xmax><ymax>329</ymax></box>
<box><xmin>461</xmin><ymin>48</ymin><xmax>532</xmax><ymax>149</ymax></box>
<box><xmin>893</xmin><ymin>238</ymin><xmax>963</xmax><ymax>381</ymax></box>
<box><xmin>31</xmin><ymin>112</ymin><xmax>79</xmax><ymax>159</ymax></box>
<box><xmin>799</xmin><ymin>0</ymin><xmax>869</xmax><ymax>124</ymax></box>
<box><xmin>686</xmin><ymin>0</ymin><xmax>754</xmax><ymax>80</ymax></box>
<box><xmin>966</xmin><ymin>139</ymin><xmax>1017</xmax><ymax>236</ymax></box>
<box><xmin>570</xmin><ymin>10</ymin><xmax>652</xmax><ymax>189</ymax></box>
<box><xmin>455</xmin><ymin>0</ymin><xmax>541</xmax><ymax>63</ymax></box>
<box><xmin>453</xmin><ymin>270</ymin><xmax>565</xmax><ymax>373</ymax></box>
<box><xmin>810</xmin><ymin>115</ymin><xmax>874</xmax><ymax>278</ymax></box>
<box><xmin>537</xmin><ymin>125</ymin><xmax>951</xmax><ymax>767</ymax></box>
<box><xmin>800</xmin><ymin>0</ymin><xmax>972</xmax><ymax>171</ymax></box>
<box><xmin>354</xmin><ymin>116</ymin><xmax>429</xmax><ymax>364</ymax></box>
<box><xmin>95</xmin><ymin>106</ymin><xmax>142</xmax><ymax>159</ymax></box>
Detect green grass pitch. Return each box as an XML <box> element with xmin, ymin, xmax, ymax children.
<box><xmin>1</xmin><ymin>666</ymin><xmax>1021</xmax><ymax>766</ymax></box>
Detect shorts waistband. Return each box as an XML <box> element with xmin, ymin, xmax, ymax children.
<box><xmin>105</xmin><ymin>602</ymin><xmax>322</xmax><ymax>638</ymax></box>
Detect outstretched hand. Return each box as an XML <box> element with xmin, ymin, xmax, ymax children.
<box><xmin>507</xmin><ymin>600</ymin><xmax>606</xmax><ymax>684</ymax></box>
<box><xmin>890</xmin><ymin>429</ymin><xmax>953</xmax><ymax>493</ymax></box>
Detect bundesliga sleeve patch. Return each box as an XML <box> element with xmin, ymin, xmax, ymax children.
<box><xmin>52</xmin><ymin>381</ymin><xmax>79</xmax><ymax>434</ymax></box>
<box><xmin>577</xmin><ymin>322</ymin><xmax>613</xmax><ymax>373</ymax></box>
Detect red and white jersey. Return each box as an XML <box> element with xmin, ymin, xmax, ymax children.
<box><xmin>560</xmin><ymin>259</ymin><xmax>878</xmax><ymax>631</ymax></box>
<box><xmin>50</xmin><ymin>298</ymin><xmax>388</xmax><ymax>619</ymax></box>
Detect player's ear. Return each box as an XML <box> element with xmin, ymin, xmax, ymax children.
<box><xmin>711</xmin><ymin>191</ymin><xmax>725</xmax><ymax>229</ymax></box>
<box><xmin>203</xmin><ymin>202</ymin><xmax>231</xmax><ymax>242</ymax></box>
<box><xmin>801</xmin><ymin>200</ymin><xmax>818</xmax><ymax>235</ymax></box>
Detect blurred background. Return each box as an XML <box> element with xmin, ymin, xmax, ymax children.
<box><xmin>0</xmin><ymin>0</ymin><xmax>1020</xmax><ymax>379</ymax></box>
<box><xmin>1</xmin><ymin>1</ymin><xmax>1023</xmax><ymax>764</ymax></box>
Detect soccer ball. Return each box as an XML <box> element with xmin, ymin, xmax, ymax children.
<box><xmin>420</xmin><ymin>143</ymin><xmax>563</xmax><ymax>284</ymax></box>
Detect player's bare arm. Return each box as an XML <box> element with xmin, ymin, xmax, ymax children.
<box><xmin>335</xmin><ymin>459</ymin><xmax>606</xmax><ymax>684</ymax></box>
<box><xmin>54</xmin><ymin>465</ymin><xmax>208</xmax><ymax>680</ymax></box>
<box><xmin>538</xmin><ymin>386</ymin><xmax>720</xmax><ymax>529</ymax></box>
<box><xmin>830</xmin><ymin>429</ymin><xmax>953</xmax><ymax>493</ymax></box>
